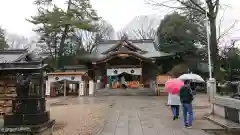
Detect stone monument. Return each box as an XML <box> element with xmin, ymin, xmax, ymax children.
<box><xmin>0</xmin><ymin>73</ymin><xmax>55</xmax><ymax>135</ymax></box>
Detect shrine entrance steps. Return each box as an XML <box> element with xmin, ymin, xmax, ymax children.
<box><xmin>95</xmin><ymin>88</ymin><xmax>156</xmax><ymax>96</ymax></box>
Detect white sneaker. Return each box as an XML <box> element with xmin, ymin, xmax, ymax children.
<box><xmin>186</xmin><ymin>125</ymin><xmax>192</xmax><ymax>129</ymax></box>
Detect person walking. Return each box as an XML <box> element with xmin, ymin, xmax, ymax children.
<box><xmin>180</xmin><ymin>80</ymin><xmax>194</xmax><ymax>128</ymax></box>
<box><xmin>168</xmin><ymin>93</ymin><xmax>181</xmax><ymax>120</ymax></box>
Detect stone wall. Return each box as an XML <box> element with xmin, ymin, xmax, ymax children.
<box><xmin>213</xmin><ymin>96</ymin><xmax>240</xmax><ymax>123</ymax></box>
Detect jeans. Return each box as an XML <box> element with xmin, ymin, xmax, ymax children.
<box><xmin>170</xmin><ymin>105</ymin><xmax>179</xmax><ymax>117</ymax></box>
<box><xmin>182</xmin><ymin>103</ymin><xmax>193</xmax><ymax>126</ymax></box>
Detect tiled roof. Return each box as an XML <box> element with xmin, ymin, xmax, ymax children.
<box><xmin>96</xmin><ymin>39</ymin><xmax>173</xmax><ymax>58</ymax></box>
<box><xmin>0</xmin><ymin>49</ymin><xmax>48</xmax><ymax>63</ymax></box>
<box><xmin>0</xmin><ymin>62</ymin><xmax>48</xmax><ymax>71</ymax></box>
<box><xmin>0</xmin><ymin>49</ymin><xmax>28</xmax><ymax>63</ymax></box>
<box><xmin>0</xmin><ymin>49</ymin><xmax>50</xmax><ymax>71</ymax></box>
<box><xmin>63</xmin><ymin>65</ymin><xmax>88</xmax><ymax>69</ymax></box>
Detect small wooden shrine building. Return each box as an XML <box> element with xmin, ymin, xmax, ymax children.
<box><xmin>45</xmin><ymin>71</ymin><xmax>91</xmax><ymax>97</ymax></box>
<box><xmin>75</xmin><ymin>39</ymin><xmax>175</xmax><ymax>89</ymax></box>
<box><xmin>0</xmin><ymin>49</ymin><xmax>51</xmax><ymax>117</ymax></box>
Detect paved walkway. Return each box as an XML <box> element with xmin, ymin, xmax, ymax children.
<box><xmin>99</xmin><ymin>96</ymin><xmax>220</xmax><ymax>135</ymax></box>
<box><xmin>46</xmin><ymin>94</ymin><xmax>222</xmax><ymax>135</ymax></box>
<box><xmin>95</xmin><ymin>88</ymin><xmax>156</xmax><ymax>96</ymax></box>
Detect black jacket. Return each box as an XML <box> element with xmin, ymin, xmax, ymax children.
<box><xmin>180</xmin><ymin>86</ymin><xmax>193</xmax><ymax>104</ymax></box>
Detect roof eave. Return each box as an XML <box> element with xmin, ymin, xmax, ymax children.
<box><xmin>94</xmin><ymin>51</ymin><xmax>154</xmax><ymax>64</ymax></box>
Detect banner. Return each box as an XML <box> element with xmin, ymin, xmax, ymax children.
<box><xmin>107</xmin><ymin>68</ymin><xmax>142</xmax><ymax>76</ymax></box>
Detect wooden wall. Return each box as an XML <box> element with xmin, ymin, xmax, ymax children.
<box><xmin>0</xmin><ymin>75</ymin><xmax>17</xmax><ymax>118</ymax></box>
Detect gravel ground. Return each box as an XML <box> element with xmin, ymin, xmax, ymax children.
<box><xmin>49</xmin><ymin>103</ymin><xmax>109</xmax><ymax>135</ymax></box>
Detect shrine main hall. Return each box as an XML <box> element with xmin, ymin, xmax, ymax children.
<box><xmin>73</xmin><ymin>38</ymin><xmax>175</xmax><ymax>89</ymax></box>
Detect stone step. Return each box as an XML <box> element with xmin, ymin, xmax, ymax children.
<box><xmin>95</xmin><ymin>88</ymin><xmax>156</xmax><ymax>96</ymax></box>
<box><xmin>205</xmin><ymin>114</ymin><xmax>240</xmax><ymax>131</ymax></box>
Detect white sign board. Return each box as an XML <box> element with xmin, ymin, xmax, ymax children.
<box><xmin>107</xmin><ymin>68</ymin><xmax>142</xmax><ymax>76</ymax></box>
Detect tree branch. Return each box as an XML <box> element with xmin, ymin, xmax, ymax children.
<box><xmin>217</xmin><ymin>20</ymin><xmax>239</xmax><ymax>44</ymax></box>
<box><xmin>214</xmin><ymin>0</ymin><xmax>220</xmax><ymax>14</ymax></box>
<box><xmin>214</xmin><ymin>0</ymin><xmax>219</xmax><ymax>17</ymax></box>
<box><xmin>176</xmin><ymin>0</ymin><xmax>205</xmax><ymax>14</ymax></box>
<box><xmin>146</xmin><ymin>0</ymin><xmax>186</xmax><ymax>9</ymax></box>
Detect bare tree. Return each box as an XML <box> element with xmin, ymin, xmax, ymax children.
<box><xmin>217</xmin><ymin>6</ymin><xmax>239</xmax><ymax>46</ymax></box>
<box><xmin>95</xmin><ymin>20</ymin><xmax>115</xmax><ymax>40</ymax></box>
<box><xmin>146</xmin><ymin>0</ymin><xmax>224</xmax><ymax>79</ymax></box>
<box><xmin>131</xmin><ymin>16</ymin><xmax>157</xmax><ymax>39</ymax></box>
<box><xmin>117</xmin><ymin>31</ymin><xmax>129</xmax><ymax>40</ymax></box>
<box><xmin>116</xmin><ymin>31</ymin><xmax>127</xmax><ymax>40</ymax></box>
<box><xmin>6</xmin><ymin>34</ymin><xmax>37</xmax><ymax>50</ymax></box>
<box><xmin>76</xmin><ymin>20</ymin><xmax>115</xmax><ymax>53</ymax></box>
<box><xmin>76</xmin><ymin>30</ymin><xmax>96</xmax><ymax>53</ymax></box>
<box><xmin>118</xmin><ymin>16</ymin><xmax>158</xmax><ymax>40</ymax></box>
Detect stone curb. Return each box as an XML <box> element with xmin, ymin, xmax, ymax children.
<box><xmin>164</xmin><ymin>102</ymin><xmax>211</xmax><ymax>109</ymax></box>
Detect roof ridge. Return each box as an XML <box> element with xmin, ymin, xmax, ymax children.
<box><xmin>98</xmin><ymin>39</ymin><xmax>154</xmax><ymax>45</ymax></box>
<box><xmin>0</xmin><ymin>49</ymin><xmax>28</xmax><ymax>53</ymax></box>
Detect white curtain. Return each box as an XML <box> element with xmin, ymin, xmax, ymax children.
<box><xmin>107</xmin><ymin>68</ymin><xmax>142</xmax><ymax>76</ymax></box>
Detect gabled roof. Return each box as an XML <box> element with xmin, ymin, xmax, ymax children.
<box><xmin>102</xmin><ymin>40</ymin><xmax>147</xmax><ymax>54</ymax></box>
<box><xmin>96</xmin><ymin>51</ymin><xmax>154</xmax><ymax>63</ymax></box>
<box><xmin>0</xmin><ymin>49</ymin><xmax>28</xmax><ymax>63</ymax></box>
<box><xmin>77</xmin><ymin>39</ymin><xmax>174</xmax><ymax>63</ymax></box>
<box><xmin>0</xmin><ymin>62</ymin><xmax>49</xmax><ymax>73</ymax></box>
<box><xmin>96</xmin><ymin>39</ymin><xmax>173</xmax><ymax>58</ymax></box>
<box><xmin>0</xmin><ymin>49</ymin><xmax>48</xmax><ymax>63</ymax></box>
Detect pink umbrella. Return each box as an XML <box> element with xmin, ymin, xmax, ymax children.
<box><xmin>164</xmin><ymin>79</ymin><xmax>184</xmax><ymax>94</ymax></box>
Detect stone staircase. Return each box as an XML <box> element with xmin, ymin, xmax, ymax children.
<box><xmin>95</xmin><ymin>88</ymin><xmax>156</xmax><ymax>96</ymax></box>
<box><xmin>204</xmin><ymin>96</ymin><xmax>240</xmax><ymax>132</ymax></box>
<box><xmin>205</xmin><ymin>114</ymin><xmax>240</xmax><ymax>132</ymax></box>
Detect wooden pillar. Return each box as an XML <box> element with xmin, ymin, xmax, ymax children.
<box><xmin>64</xmin><ymin>80</ymin><xmax>67</xmax><ymax>97</ymax></box>
<box><xmin>105</xmin><ymin>62</ymin><xmax>108</xmax><ymax>88</ymax></box>
<box><xmin>140</xmin><ymin>60</ymin><xmax>143</xmax><ymax>85</ymax></box>
<box><xmin>40</xmin><ymin>61</ymin><xmax>44</xmax><ymax>97</ymax></box>
<box><xmin>45</xmin><ymin>80</ymin><xmax>51</xmax><ymax>96</ymax></box>
<box><xmin>78</xmin><ymin>81</ymin><xmax>83</xmax><ymax>96</ymax></box>
<box><xmin>92</xmin><ymin>62</ymin><xmax>96</xmax><ymax>82</ymax></box>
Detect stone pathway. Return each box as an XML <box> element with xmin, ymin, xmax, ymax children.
<box><xmin>95</xmin><ymin>88</ymin><xmax>156</xmax><ymax>96</ymax></box>
<box><xmin>46</xmin><ymin>94</ymin><xmax>222</xmax><ymax>135</ymax></box>
<box><xmin>99</xmin><ymin>96</ymin><xmax>220</xmax><ymax>135</ymax></box>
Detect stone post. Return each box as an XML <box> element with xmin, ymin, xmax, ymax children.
<box><xmin>207</xmin><ymin>78</ymin><xmax>216</xmax><ymax>102</ymax></box>
<box><xmin>89</xmin><ymin>80</ymin><xmax>95</xmax><ymax>96</ymax></box>
<box><xmin>64</xmin><ymin>80</ymin><xmax>67</xmax><ymax>97</ymax></box>
<box><xmin>79</xmin><ymin>82</ymin><xmax>84</xmax><ymax>96</ymax></box>
<box><xmin>96</xmin><ymin>80</ymin><xmax>100</xmax><ymax>90</ymax></box>
<box><xmin>45</xmin><ymin>80</ymin><xmax>50</xmax><ymax>97</ymax></box>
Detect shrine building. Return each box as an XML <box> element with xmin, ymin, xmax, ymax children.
<box><xmin>74</xmin><ymin>38</ymin><xmax>175</xmax><ymax>89</ymax></box>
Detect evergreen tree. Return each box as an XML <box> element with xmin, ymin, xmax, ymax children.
<box><xmin>29</xmin><ymin>0</ymin><xmax>99</xmax><ymax>68</ymax></box>
<box><xmin>157</xmin><ymin>12</ymin><xmax>199</xmax><ymax>53</ymax></box>
<box><xmin>0</xmin><ymin>27</ymin><xmax>8</xmax><ymax>49</ymax></box>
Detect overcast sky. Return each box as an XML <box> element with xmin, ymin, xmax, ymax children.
<box><xmin>0</xmin><ymin>0</ymin><xmax>239</xmax><ymax>38</ymax></box>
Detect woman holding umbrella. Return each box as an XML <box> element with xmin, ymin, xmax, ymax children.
<box><xmin>165</xmin><ymin>79</ymin><xmax>184</xmax><ymax>120</ymax></box>
<box><xmin>168</xmin><ymin>93</ymin><xmax>181</xmax><ymax>120</ymax></box>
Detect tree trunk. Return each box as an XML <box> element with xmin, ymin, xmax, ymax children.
<box><xmin>209</xmin><ymin>17</ymin><xmax>221</xmax><ymax>80</ymax></box>
<box><xmin>58</xmin><ymin>26</ymin><xmax>69</xmax><ymax>68</ymax></box>
<box><xmin>58</xmin><ymin>0</ymin><xmax>71</xmax><ymax>68</ymax></box>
